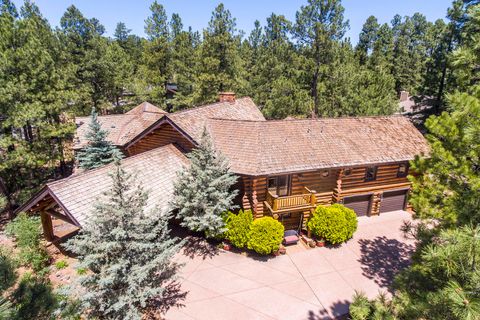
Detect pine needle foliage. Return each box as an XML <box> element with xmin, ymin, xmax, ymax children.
<box><xmin>171</xmin><ymin>127</ymin><xmax>238</xmax><ymax>238</ymax></box>
<box><xmin>76</xmin><ymin>108</ymin><xmax>122</xmax><ymax>170</ymax></box>
<box><xmin>66</xmin><ymin>160</ymin><xmax>186</xmax><ymax>319</ymax></box>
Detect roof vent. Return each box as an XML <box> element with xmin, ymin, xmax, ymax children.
<box><xmin>219</xmin><ymin>92</ymin><xmax>236</xmax><ymax>103</ymax></box>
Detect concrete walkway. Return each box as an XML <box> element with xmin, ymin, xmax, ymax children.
<box><xmin>165</xmin><ymin>211</ymin><xmax>415</xmax><ymax>320</ymax></box>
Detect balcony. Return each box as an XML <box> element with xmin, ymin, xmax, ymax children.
<box><xmin>264</xmin><ymin>187</ymin><xmax>317</xmax><ymax>214</ymax></box>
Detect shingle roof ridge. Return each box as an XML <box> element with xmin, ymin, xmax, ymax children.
<box><xmin>207</xmin><ymin>114</ymin><xmax>406</xmax><ymax>123</ymax></box>
<box><xmin>47</xmin><ymin>144</ymin><xmax>185</xmax><ymax>188</ymax></box>
<box><xmin>171</xmin><ymin>96</ymin><xmax>253</xmax><ymax>115</ymax></box>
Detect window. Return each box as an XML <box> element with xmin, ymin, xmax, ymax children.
<box><xmin>364</xmin><ymin>166</ymin><xmax>377</xmax><ymax>182</ymax></box>
<box><xmin>267</xmin><ymin>175</ymin><xmax>290</xmax><ymax>196</ymax></box>
<box><xmin>397</xmin><ymin>163</ymin><xmax>409</xmax><ymax>178</ymax></box>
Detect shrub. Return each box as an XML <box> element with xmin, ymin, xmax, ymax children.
<box><xmin>55</xmin><ymin>260</ymin><xmax>68</xmax><ymax>270</ymax></box>
<box><xmin>350</xmin><ymin>291</ymin><xmax>371</xmax><ymax>320</ymax></box>
<box><xmin>247</xmin><ymin>217</ymin><xmax>284</xmax><ymax>255</ymax></box>
<box><xmin>6</xmin><ymin>213</ymin><xmax>49</xmax><ymax>271</ymax></box>
<box><xmin>0</xmin><ymin>249</ymin><xmax>17</xmax><ymax>292</ymax></box>
<box><xmin>224</xmin><ymin>210</ymin><xmax>253</xmax><ymax>248</ymax></box>
<box><xmin>308</xmin><ymin>204</ymin><xmax>358</xmax><ymax>244</ymax></box>
<box><xmin>76</xmin><ymin>267</ymin><xmax>87</xmax><ymax>275</ymax></box>
<box><xmin>11</xmin><ymin>273</ymin><xmax>57</xmax><ymax>320</ymax></box>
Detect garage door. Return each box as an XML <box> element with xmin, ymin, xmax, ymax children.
<box><xmin>343</xmin><ymin>194</ymin><xmax>372</xmax><ymax>217</ymax></box>
<box><xmin>380</xmin><ymin>189</ymin><xmax>408</xmax><ymax>213</ymax></box>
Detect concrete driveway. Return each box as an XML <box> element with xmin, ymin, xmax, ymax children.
<box><xmin>165</xmin><ymin>211</ymin><xmax>416</xmax><ymax>320</ymax></box>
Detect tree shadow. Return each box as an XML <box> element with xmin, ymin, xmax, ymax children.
<box><xmin>358</xmin><ymin>236</ymin><xmax>414</xmax><ymax>291</ymax></box>
<box><xmin>181</xmin><ymin>236</ymin><xmax>219</xmax><ymax>260</ymax></box>
<box><xmin>306</xmin><ymin>300</ymin><xmax>350</xmax><ymax>320</ymax></box>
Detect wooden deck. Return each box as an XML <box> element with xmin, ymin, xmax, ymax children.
<box><xmin>264</xmin><ymin>187</ymin><xmax>317</xmax><ymax>214</ymax></box>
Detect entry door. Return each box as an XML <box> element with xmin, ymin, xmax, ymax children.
<box><xmin>268</xmin><ymin>175</ymin><xmax>290</xmax><ymax>196</ymax></box>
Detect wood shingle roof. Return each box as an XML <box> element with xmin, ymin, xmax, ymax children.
<box><xmin>18</xmin><ymin>144</ymin><xmax>189</xmax><ymax>227</ymax></box>
<box><xmin>206</xmin><ymin>116</ymin><xmax>430</xmax><ymax>176</ymax></box>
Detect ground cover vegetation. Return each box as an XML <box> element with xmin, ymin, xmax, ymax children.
<box><xmin>0</xmin><ymin>0</ymin><xmax>473</xmax><ymax>216</ymax></box>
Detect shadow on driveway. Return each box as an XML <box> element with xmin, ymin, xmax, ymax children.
<box><xmin>358</xmin><ymin>236</ymin><xmax>414</xmax><ymax>291</ymax></box>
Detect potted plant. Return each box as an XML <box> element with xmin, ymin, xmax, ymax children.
<box><xmin>316</xmin><ymin>238</ymin><xmax>326</xmax><ymax>247</ymax></box>
<box><xmin>222</xmin><ymin>242</ymin><xmax>231</xmax><ymax>251</ymax></box>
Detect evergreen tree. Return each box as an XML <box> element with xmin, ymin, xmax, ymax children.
<box><xmin>356</xmin><ymin>16</ymin><xmax>379</xmax><ymax>65</ymax></box>
<box><xmin>294</xmin><ymin>0</ymin><xmax>349</xmax><ymax>115</ymax></box>
<box><xmin>138</xmin><ymin>1</ymin><xmax>171</xmax><ymax>105</ymax></box>
<box><xmin>409</xmin><ymin>85</ymin><xmax>480</xmax><ymax>226</ymax></box>
<box><xmin>0</xmin><ymin>1</ymin><xmax>74</xmax><ymax>213</ymax></box>
<box><xmin>114</xmin><ymin>21</ymin><xmax>131</xmax><ymax>43</ymax></box>
<box><xmin>66</xmin><ymin>160</ymin><xmax>186</xmax><ymax>319</ymax></box>
<box><xmin>76</xmin><ymin>108</ymin><xmax>122</xmax><ymax>170</ymax></box>
<box><xmin>169</xmin><ymin>15</ymin><xmax>199</xmax><ymax>111</ymax></box>
<box><xmin>255</xmin><ymin>14</ymin><xmax>311</xmax><ymax>118</ymax></box>
<box><xmin>350</xmin><ymin>225</ymin><xmax>480</xmax><ymax>320</ymax></box>
<box><xmin>194</xmin><ymin>4</ymin><xmax>244</xmax><ymax>104</ymax></box>
<box><xmin>171</xmin><ymin>128</ymin><xmax>238</xmax><ymax>238</ymax></box>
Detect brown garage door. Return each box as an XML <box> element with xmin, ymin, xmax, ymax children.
<box><xmin>380</xmin><ymin>189</ymin><xmax>408</xmax><ymax>213</ymax></box>
<box><xmin>343</xmin><ymin>194</ymin><xmax>372</xmax><ymax>217</ymax></box>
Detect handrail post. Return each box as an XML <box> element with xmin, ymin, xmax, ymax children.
<box><xmin>272</xmin><ymin>196</ymin><xmax>279</xmax><ymax>211</ymax></box>
<box><xmin>310</xmin><ymin>190</ymin><xmax>317</xmax><ymax>206</ymax></box>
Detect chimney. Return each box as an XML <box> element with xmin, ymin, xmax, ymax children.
<box><xmin>399</xmin><ymin>91</ymin><xmax>409</xmax><ymax>102</ymax></box>
<box><xmin>219</xmin><ymin>92</ymin><xmax>236</xmax><ymax>103</ymax></box>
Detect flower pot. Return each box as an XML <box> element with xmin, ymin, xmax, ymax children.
<box><xmin>316</xmin><ymin>240</ymin><xmax>325</xmax><ymax>247</ymax></box>
<box><xmin>273</xmin><ymin>249</ymin><xmax>281</xmax><ymax>256</ymax></box>
<box><xmin>278</xmin><ymin>246</ymin><xmax>287</xmax><ymax>255</ymax></box>
<box><xmin>308</xmin><ymin>240</ymin><xmax>316</xmax><ymax>248</ymax></box>
<box><xmin>222</xmin><ymin>243</ymin><xmax>231</xmax><ymax>251</ymax></box>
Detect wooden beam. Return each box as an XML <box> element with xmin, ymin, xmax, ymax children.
<box><xmin>40</xmin><ymin>211</ymin><xmax>54</xmax><ymax>241</ymax></box>
<box><xmin>45</xmin><ymin>209</ymin><xmax>75</xmax><ymax>225</ymax></box>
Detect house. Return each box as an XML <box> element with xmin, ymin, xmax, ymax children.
<box><xmin>17</xmin><ymin>93</ymin><xmax>429</xmax><ymax>239</ymax></box>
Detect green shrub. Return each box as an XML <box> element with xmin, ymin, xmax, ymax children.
<box><xmin>308</xmin><ymin>204</ymin><xmax>358</xmax><ymax>244</ymax></box>
<box><xmin>350</xmin><ymin>291</ymin><xmax>371</xmax><ymax>320</ymax></box>
<box><xmin>247</xmin><ymin>217</ymin><xmax>284</xmax><ymax>255</ymax></box>
<box><xmin>11</xmin><ymin>273</ymin><xmax>57</xmax><ymax>320</ymax></box>
<box><xmin>76</xmin><ymin>267</ymin><xmax>87</xmax><ymax>275</ymax></box>
<box><xmin>0</xmin><ymin>249</ymin><xmax>17</xmax><ymax>292</ymax></box>
<box><xmin>225</xmin><ymin>210</ymin><xmax>253</xmax><ymax>248</ymax></box>
<box><xmin>0</xmin><ymin>195</ymin><xmax>7</xmax><ymax>212</ymax></box>
<box><xmin>55</xmin><ymin>260</ymin><xmax>68</xmax><ymax>270</ymax></box>
<box><xmin>6</xmin><ymin>213</ymin><xmax>49</xmax><ymax>271</ymax></box>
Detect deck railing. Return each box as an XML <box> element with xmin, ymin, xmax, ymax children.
<box><xmin>265</xmin><ymin>187</ymin><xmax>317</xmax><ymax>213</ymax></box>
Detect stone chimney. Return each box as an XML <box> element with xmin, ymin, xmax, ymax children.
<box><xmin>399</xmin><ymin>91</ymin><xmax>409</xmax><ymax>102</ymax></box>
<box><xmin>219</xmin><ymin>92</ymin><xmax>236</xmax><ymax>103</ymax></box>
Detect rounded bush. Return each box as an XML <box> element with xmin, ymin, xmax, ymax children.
<box><xmin>224</xmin><ymin>210</ymin><xmax>253</xmax><ymax>248</ymax></box>
<box><xmin>308</xmin><ymin>204</ymin><xmax>358</xmax><ymax>244</ymax></box>
<box><xmin>247</xmin><ymin>217</ymin><xmax>284</xmax><ymax>255</ymax></box>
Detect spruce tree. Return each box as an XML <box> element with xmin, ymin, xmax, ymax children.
<box><xmin>76</xmin><ymin>108</ymin><xmax>122</xmax><ymax>170</ymax></box>
<box><xmin>66</xmin><ymin>160</ymin><xmax>186</xmax><ymax>319</ymax></box>
<box><xmin>171</xmin><ymin>128</ymin><xmax>238</xmax><ymax>238</ymax></box>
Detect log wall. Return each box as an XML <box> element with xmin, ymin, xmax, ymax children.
<box><xmin>126</xmin><ymin>123</ymin><xmax>195</xmax><ymax>156</ymax></box>
<box><xmin>237</xmin><ymin>162</ymin><xmax>411</xmax><ymax>226</ymax></box>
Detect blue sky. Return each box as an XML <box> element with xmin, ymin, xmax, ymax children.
<box><xmin>12</xmin><ymin>0</ymin><xmax>452</xmax><ymax>43</ymax></box>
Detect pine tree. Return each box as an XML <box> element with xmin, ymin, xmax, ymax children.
<box><xmin>356</xmin><ymin>16</ymin><xmax>380</xmax><ymax>65</ymax></box>
<box><xmin>409</xmin><ymin>85</ymin><xmax>480</xmax><ymax>225</ymax></box>
<box><xmin>194</xmin><ymin>4</ymin><xmax>244</xmax><ymax>104</ymax></box>
<box><xmin>138</xmin><ymin>1</ymin><xmax>171</xmax><ymax>105</ymax></box>
<box><xmin>66</xmin><ymin>160</ymin><xmax>186</xmax><ymax>319</ymax></box>
<box><xmin>294</xmin><ymin>0</ymin><xmax>349</xmax><ymax>115</ymax></box>
<box><xmin>0</xmin><ymin>1</ymin><xmax>74</xmax><ymax>213</ymax></box>
<box><xmin>76</xmin><ymin>108</ymin><xmax>122</xmax><ymax>170</ymax></box>
<box><xmin>171</xmin><ymin>128</ymin><xmax>238</xmax><ymax>238</ymax></box>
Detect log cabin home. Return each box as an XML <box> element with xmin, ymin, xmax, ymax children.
<box><xmin>17</xmin><ymin>92</ymin><xmax>429</xmax><ymax>240</ymax></box>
